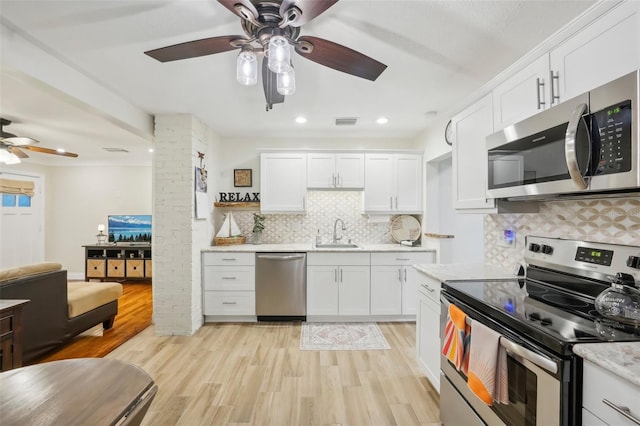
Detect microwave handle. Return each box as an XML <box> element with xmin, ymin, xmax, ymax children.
<box><xmin>565</xmin><ymin>103</ymin><xmax>590</xmax><ymax>190</ymax></box>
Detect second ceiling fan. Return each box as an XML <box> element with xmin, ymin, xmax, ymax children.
<box><xmin>144</xmin><ymin>0</ymin><xmax>387</xmax><ymax>110</ymax></box>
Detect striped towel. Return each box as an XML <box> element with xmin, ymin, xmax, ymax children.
<box><xmin>466</xmin><ymin>319</ymin><xmax>509</xmax><ymax>406</ymax></box>
<box><xmin>441</xmin><ymin>303</ymin><xmax>469</xmax><ymax>372</ymax></box>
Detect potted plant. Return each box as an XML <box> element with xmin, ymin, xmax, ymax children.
<box><xmin>252</xmin><ymin>213</ymin><xmax>265</xmax><ymax>244</ymax></box>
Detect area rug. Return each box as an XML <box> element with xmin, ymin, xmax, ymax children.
<box><xmin>300</xmin><ymin>322</ymin><xmax>390</xmax><ymax>350</ymax></box>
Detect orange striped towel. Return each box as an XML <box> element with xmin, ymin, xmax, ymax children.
<box><xmin>441</xmin><ymin>303</ymin><xmax>468</xmax><ymax>371</ymax></box>
<box><xmin>466</xmin><ymin>319</ymin><xmax>508</xmax><ymax>405</ymax></box>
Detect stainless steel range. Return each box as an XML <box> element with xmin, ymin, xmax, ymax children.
<box><xmin>440</xmin><ymin>236</ymin><xmax>640</xmax><ymax>426</ymax></box>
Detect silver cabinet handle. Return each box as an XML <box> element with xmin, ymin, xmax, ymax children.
<box><xmin>536</xmin><ymin>77</ymin><xmax>545</xmax><ymax>110</ymax></box>
<box><xmin>398</xmin><ymin>268</ymin><xmax>402</xmax><ymax>281</ymax></box>
<box><xmin>337</xmin><ymin>173</ymin><xmax>340</xmax><ymax>186</ymax></box>
<box><xmin>550</xmin><ymin>70</ymin><xmax>560</xmax><ymax>105</ymax></box>
<box><xmin>395</xmin><ymin>196</ymin><xmax>398</xmax><ymax>209</ymax></box>
<box><xmin>390</xmin><ymin>197</ymin><xmax>393</xmax><ymax>210</ymax></box>
<box><xmin>332</xmin><ymin>173</ymin><xmax>336</xmax><ymax>187</ymax></box>
<box><xmin>396</xmin><ymin>258</ymin><xmax>410</xmax><ymax>261</ymax></box>
<box><xmin>602</xmin><ymin>399</ymin><xmax>640</xmax><ymax>425</ymax></box>
<box><xmin>221</xmin><ymin>276</ymin><xmax>237</xmax><ymax>280</ymax></box>
<box><xmin>335</xmin><ymin>268</ymin><xmax>338</xmax><ymax>283</ymax></box>
<box><xmin>221</xmin><ymin>258</ymin><xmax>237</xmax><ymax>261</ymax></box>
<box><xmin>565</xmin><ymin>102</ymin><xmax>590</xmax><ymax>190</ymax></box>
<box><xmin>421</xmin><ymin>284</ymin><xmax>435</xmax><ymax>293</ymax></box>
<box><xmin>404</xmin><ymin>268</ymin><xmax>407</xmax><ymax>282</ymax></box>
<box><xmin>222</xmin><ymin>301</ymin><xmax>237</xmax><ymax>305</ymax></box>
<box><xmin>303</xmin><ymin>196</ymin><xmax>306</xmax><ymax>210</ymax></box>
<box><xmin>340</xmin><ymin>268</ymin><xmax>343</xmax><ymax>283</ymax></box>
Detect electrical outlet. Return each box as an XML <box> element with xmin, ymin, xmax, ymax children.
<box><xmin>496</xmin><ymin>229</ymin><xmax>515</xmax><ymax>248</ymax></box>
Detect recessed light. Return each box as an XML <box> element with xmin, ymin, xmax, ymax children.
<box><xmin>295</xmin><ymin>116</ymin><xmax>307</xmax><ymax>124</ymax></box>
<box><xmin>376</xmin><ymin>117</ymin><xmax>388</xmax><ymax>124</ymax></box>
<box><xmin>148</xmin><ymin>148</ymin><xmax>154</xmax><ymax>153</ymax></box>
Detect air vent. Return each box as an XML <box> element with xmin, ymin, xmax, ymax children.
<box><xmin>102</xmin><ymin>147</ymin><xmax>129</xmax><ymax>153</ymax></box>
<box><xmin>335</xmin><ymin>117</ymin><xmax>358</xmax><ymax>126</ymax></box>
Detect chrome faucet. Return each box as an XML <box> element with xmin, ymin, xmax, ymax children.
<box><xmin>333</xmin><ymin>218</ymin><xmax>346</xmax><ymax>244</ymax></box>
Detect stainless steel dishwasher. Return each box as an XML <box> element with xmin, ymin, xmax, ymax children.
<box><xmin>255</xmin><ymin>253</ymin><xmax>306</xmax><ymax>321</ymax></box>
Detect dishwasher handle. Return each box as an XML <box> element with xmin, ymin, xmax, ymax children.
<box><xmin>257</xmin><ymin>254</ymin><xmax>306</xmax><ymax>261</ymax></box>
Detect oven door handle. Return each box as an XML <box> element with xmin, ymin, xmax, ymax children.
<box><xmin>500</xmin><ymin>337</ymin><xmax>558</xmax><ymax>375</ymax></box>
<box><xmin>565</xmin><ymin>102</ymin><xmax>590</xmax><ymax>190</ymax></box>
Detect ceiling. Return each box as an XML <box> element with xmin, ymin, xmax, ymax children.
<box><xmin>0</xmin><ymin>0</ymin><xmax>596</xmax><ymax>166</ymax></box>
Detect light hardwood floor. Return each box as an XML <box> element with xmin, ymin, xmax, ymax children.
<box><xmin>107</xmin><ymin>322</ymin><xmax>440</xmax><ymax>425</ymax></box>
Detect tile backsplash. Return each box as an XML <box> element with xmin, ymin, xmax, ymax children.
<box><xmin>485</xmin><ymin>197</ymin><xmax>640</xmax><ymax>267</ymax></box>
<box><xmin>214</xmin><ymin>191</ymin><xmax>404</xmax><ymax>244</ymax></box>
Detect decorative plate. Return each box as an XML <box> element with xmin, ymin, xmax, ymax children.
<box><xmin>390</xmin><ymin>215</ymin><xmax>421</xmax><ymax>242</ymax></box>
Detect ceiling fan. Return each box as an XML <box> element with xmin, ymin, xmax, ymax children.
<box><xmin>1</xmin><ymin>118</ymin><xmax>78</xmax><ymax>164</ymax></box>
<box><xmin>144</xmin><ymin>0</ymin><xmax>387</xmax><ymax>110</ymax></box>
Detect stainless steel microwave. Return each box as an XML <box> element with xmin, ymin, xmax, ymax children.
<box><xmin>486</xmin><ymin>70</ymin><xmax>639</xmax><ymax>200</ymax></box>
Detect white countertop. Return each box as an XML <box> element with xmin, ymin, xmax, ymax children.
<box><xmin>412</xmin><ymin>263</ymin><xmax>516</xmax><ymax>282</ymax></box>
<box><xmin>573</xmin><ymin>342</ymin><xmax>640</xmax><ymax>387</ymax></box>
<box><xmin>202</xmin><ymin>243</ymin><xmax>436</xmax><ymax>253</ymax></box>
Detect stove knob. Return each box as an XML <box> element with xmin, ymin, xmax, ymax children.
<box><xmin>541</xmin><ymin>245</ymin><xmax>554</xmax><ymax>255</ymax></box>
<box><xmin>627</xmin><ymin>255</ymin><xmax>640</xmax><ymax>269</ymax></box>
<box><xmin>529</xmin><ymin>243</ymin><xmax>541</xmax><ymax>253</ymax></box>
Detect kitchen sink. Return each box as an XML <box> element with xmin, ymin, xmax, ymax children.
<box><xmin>315</xmin><ymin>243</ymin><xmax>361</xmax><ymax>249</ymax></box>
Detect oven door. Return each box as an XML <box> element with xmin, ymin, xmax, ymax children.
<box><xmin>440</xmin><ymin>294</ymin><xmax>562</xmax><ymax>426</ymax></box>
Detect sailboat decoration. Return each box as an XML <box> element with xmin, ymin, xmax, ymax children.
<box><xmin>213</xmin><ymin>212</ymin><xmax>246</xmax><ymax>245</ymax></box>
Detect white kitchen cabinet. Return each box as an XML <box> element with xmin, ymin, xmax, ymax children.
<box><xmin>307</xmin><ymin>252</ymin><xmax>370</xmax><ymax>317</ymax></box>
<box><xmin>452</xmin><ymin>93</ymin><xmax>496</xmax><ymax>210</ymax></box>
<box><xmin>582</xmin><ymin>359</ymin><xmax>640</xmax><ymax>426</ymax></box>
<box><xmin>416</xmin><ymin>271</ymin><xmax>442</xmax><ymax>392</ymax></box>
<box><xmin>370</xmin><ymin>252</ymin><xmax>435</xmax><ymax>316</ymax></box>
<box><xmin>260</xmin><ymin>152</ymin><xmax>307</xmax><ymax>213</ymax></box>
<box><xmin>307</xmin><ymin>152</ymin><xmax>364</xmax><ymax>189</ymax></box>
<box><xmin>364</xmin><ymin>152</ymin><xmax>422</xmax><ymax>213</ymax></box>
<box><xmin>202</xmin><ymin>252</ymin><xmax>255</xmax><ymax>316</ymax></box>
<box><xmin>550</xmin><ymin>1</ymin><xmax>640</xmax><ymax>106</ymax></box>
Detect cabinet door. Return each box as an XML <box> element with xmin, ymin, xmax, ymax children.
<box><xmin>370</xmin><ymin>266</ymin><xmax>402</xmax><ymax>315</ymax></box>
<box><xmin>307</xmin><ymin>266</ymin><xmax>338</xmax><ymax>315</ymax></box>
<box><xmin>493</xmin><ymin>54</ymin><xmax>550</xmax><ymax>129</ymax></box>
<box><xmin>417</xmin><ymin>293</ymin><xmax>441</xmax><ymax>392</ymax></box>
<box><xmin>550</xmin><ymin>1</ymin><xmax>640</xmax><ymax>105</ymax></box>
<box><xmin>307</xmin><ymin>153</ymin><xmax>336</xmax><ymax>188</ymax></box>
<box><xmin>260</xmin><ymin>153</ymin><xmax>307</xmax><ymax>213</ymax></box>
<box><xmin>335</xmin><ymin>153</ymin><xmax>365</xmax><ymax>189</ymax></box>
<box><xmin>338</xmin><ymin>265</ymin><xmax>370</xmax><ymax>315</ymax></box>
<box><xmin>364</xmin><ymin>153</ymin><xmax>395</xmax><ymax>212</ymax></box>
<box><xmin>402</xmin><ymin>267</ymin><xmax>419</xmax><ymax>315</ymax></box>
<box><xmin>452</xmin><ymin>93</ymin><xmax>496</xmax><ymax>210</ymax></box>
<box><xmin>395</xmin><ymin>153</ymin><xmax>422</xmax><ymax>213</ymax></box>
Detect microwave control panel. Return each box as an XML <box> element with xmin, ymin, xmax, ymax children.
<box><xmin>592</xmin><ymin>100</ymin><xmax>632</xmax><ymax>175</ymax></box>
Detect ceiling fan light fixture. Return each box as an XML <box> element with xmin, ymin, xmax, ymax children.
<box><xmin>268</xmin><ymin>35</ymin><xmax>292</xmax><ymax>74</ymax></box>
<box><xmin>236</xmin><ymin>47</ymin><xmax>258</xmax><ymax>86</ymax></box>
<box><xmin>277</xmin><ymin>66</ymin><xmax>296</xmax><ymax>96</ymax></box>
<box><xmin>0</xmin><ymin>148</ymin><xmax>21</xmax><ymax>165</ymax></box>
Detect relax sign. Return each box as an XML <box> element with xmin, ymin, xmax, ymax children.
<box><xmin>218</xmin><ymin>192</ymin><xmax>260</xmax><ymax>202</ymax></box>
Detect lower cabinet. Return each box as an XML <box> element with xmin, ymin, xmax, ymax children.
<box><xmin>415</xmin><ymin>271</ymin><xmax>442</xmax><ymax>392</ymax></box>
<box><xmin>202</xmin><ymin>252</ymin><xmax>255</xmax><ymax>317</ymax></box>
<box><xmin>83</xmin><ymin>244</ymin><xmax>152</xmax><ymax>281</ymax></box>
<box><xmin>307</xmin><ymin>252</ymin><xmax>370</xmax><ymax>316</ymax></box>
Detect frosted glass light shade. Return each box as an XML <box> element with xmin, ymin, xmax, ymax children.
<box><xmin>268</xmin><ymin>36</ymin><xmax>291</xmax><ymax>73</ymax></box>
<box><xmin>236</xmin><ymin>50</ymin><xmax>257</xmax><ymax>86</ymax></box>
<box><xmin>277</xmin><ymin>67</ymin><xmax>296</xmax><ymax>95</ymax></box>
<box><xmin>0</xmin><ymin>149</ymin><xmax>21</xmax><ymax>164</ymax></box>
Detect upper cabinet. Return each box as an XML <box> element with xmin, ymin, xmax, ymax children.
<box><xmin>549</xmin><ymin>1</ymin><xmax>640</xmax><ymax>104</ymax></box>
<box><xmin>260</xmin><ymin>152</ymin><xmax>307</xmax><ymax>213</ymax></box>
<box><xmin>364</xmin><ymin>152</ymin><xmax>422</xmax><ymax>214</ymax></box>
<box><xmin>452</xmin><ymin>93</ymin><xmax>496</xmax><ymax>211</ymax></box>
<box><xmin>307</xmin><ymin>152</ymin><xmax>364</xmax><ymax>189</ymax></box>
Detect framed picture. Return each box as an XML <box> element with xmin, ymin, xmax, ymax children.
<box><xmin>234</xmin><ymin>169</ymin><xmax>252</xmax><ymax>187</ymax></box>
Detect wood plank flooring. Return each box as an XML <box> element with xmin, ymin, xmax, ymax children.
<box><xmin>107</xmin><ymin>322</ymin><xmax>441</xmax><ymax>425</ymax></box>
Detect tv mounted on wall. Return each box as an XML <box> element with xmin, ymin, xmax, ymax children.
<box><xmin>108</xmin><ymin>215</ymin><xmax>152</xmax><ymax>244</ymax></box>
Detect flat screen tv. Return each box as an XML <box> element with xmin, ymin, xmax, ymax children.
<box><xmin>108</xmin><ymin>215</ymin><xmax>152</xmax><ymax>243</ymax></box>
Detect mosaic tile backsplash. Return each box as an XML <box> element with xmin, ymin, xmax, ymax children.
<box><xmin>214</xmin><ymin>191</ymin><xmax>403</xmax><ymax>244</ymax></box>
<box><xmin>485</xmin><ymin>197</ymin><xmax>640</xmax><ymax>268</ymax></box>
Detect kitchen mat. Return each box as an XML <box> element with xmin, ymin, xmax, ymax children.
<box><xmin>300</xmin><ymin>322</ymin><xmax>390</xmax><ymax>350</ymax></box>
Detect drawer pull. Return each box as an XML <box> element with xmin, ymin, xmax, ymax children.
<box><xmin>222</xmin><ymin>301</ymin><xmax>237</xmax><ymax>305</ymax></box>
<box><xmin>221</xmin><ymin>277</ymin><xmax>237</xmax><ymax>280</ymax></box>
<box><xmin>421</xmin><ymin>284</ymin><xmax>435</xmax><ymax>293</ymax></box>
<box><xmin>396</xmin><ymin>258</ymin><xmax>410</xmax><ymax>261</ymax></box>
<box><xmin>221</xmin><ymin>258</ymin><xmax>237</xmax><ymax>261</ymax></box>
<box><xmin>602</xmin><ymin>399</ymin><xmax>640</xmax><ymax>424</ymax></box>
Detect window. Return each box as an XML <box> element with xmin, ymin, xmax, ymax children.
<box><xmin>1</xmin><ymin>194</ymin><xmax>31</xmax><ymax>207</ymax></box>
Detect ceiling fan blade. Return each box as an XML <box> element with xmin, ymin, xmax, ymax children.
<box><xmin>145</xmin><ymin>35</ymin><xmax>245</xmax><ymax>62</ymax></box>
<box><xmin>1</xmin><ymin>136</ymin><xmax>40</xmax><ymax>146</ymax></box>
<box><xmin>262</xmin><ymin>59</ymin><xmax>284</xmax><ymax>110</ymax></box>
<box><xmin>8</xmin><ymin>146</ymin><xmax>29</xmax><ymax>159</ymax></box>
<box><xmin>218</xmin><ymin>0</ymin><xmax>259</xmax><ymax>21</ymax></box>
<box><xmin>22</xmin><ymin>145</ymin><xmax>78</xmax><ymax>158</ymax></box>
<box><xmin>295</xmin><ymin>36</ymin><xmax>387</xmax><ymax>81</ymax></box>
<box><xmin>280</xmin><ymin>0</ymin><xmax>339</xmax><ymax>27</ymax></box>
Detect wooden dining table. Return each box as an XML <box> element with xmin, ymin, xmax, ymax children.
<box><xmin>0</xmin><ymin>358</ymin><xmax>157</xmax><ymax>425</ymax></box>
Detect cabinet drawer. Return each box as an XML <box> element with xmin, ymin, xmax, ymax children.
<box><xmin>126</xmin><ymin>259</ymin><xmax>145</xmax><ymax>278</ymax></box>
<box><xmin>203</xmin><ymin>291</ymin><xmax>255</xmax><ymax>315</ymax></box>
<box><xmin>417</xmin><ymin>272</ymin><xmax>441</xmax><ymax>303</ymax></box>
<box><xmin>203</xmin><ymin>266</ymin><xmax>255</xmax><ymax>291</ymax></box>
<box><xmin>203</xmin><ymin>252</ymin><xmax>255</xmax><ymax>266</ymax></box>
<box><xmin>371</xmin><ymin>252</ymin><xmax>434</xmax><ymax>266</ymax></box>
<box><xmin>86</xmin><ymin>259</ymin><xmax>106</xmax><ymax>278</ymax></box>
<box><xmin>307</xmin><ymin>252</ymin><xmax>370</xmax><ymax>266</ymax></box>
<box><xmin>582</xmin><ymin>361</ymin><xmax>640</xmax><ymax>426</ymax></box>
<box><xmin>107</xmin><ymin>259</ymin><xmax>125</xmax><ymax>277</ymax></box>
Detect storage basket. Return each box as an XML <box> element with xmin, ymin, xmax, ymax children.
<box><xmin>213</xmin><ymin>236</ymin><xmax>246</xmax><ymax>246</ymax></box>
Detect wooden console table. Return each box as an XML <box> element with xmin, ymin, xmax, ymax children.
<box><xmin>83</xmin><ymin>244</ymin><xmax>152</xmax><ymax>281</ymax></box>
<box><xmin>0</xmin><ymin>299</ymin><xmax>29</xmax><ymax>372</ymax></box>
<box><xmin>0</xmin><ymin>358</ymin><xmax>157</xmax><ymax>425</ymax></box>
